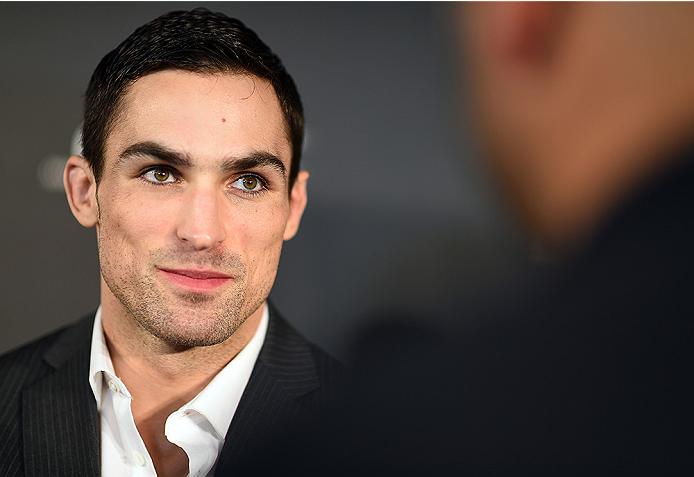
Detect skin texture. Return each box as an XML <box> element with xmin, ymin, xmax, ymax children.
<box><xmin>64</xmin><ymin>70</ymin><xmax>308</xmax><ymax>476</ymax></box>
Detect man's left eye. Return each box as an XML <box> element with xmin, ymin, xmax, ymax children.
<box><xmin>232</xmin><ymin>175</ymin><xmax>265</xmax><ymax>192</ymax></box>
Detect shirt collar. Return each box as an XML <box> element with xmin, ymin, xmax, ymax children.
<box><xmin>88</xmin><ymin>303</ymin><xmax>269</xmax><ymax>438</ymax></box>
<box><xmin>88</xmin><ymin>305</ymin><xmax>112</xmax><ymax>407</ymax></box>
<box><xmin>176</xmin><ymin>305</ymin><xmax>268</xmax><ymax>437</ymax></box>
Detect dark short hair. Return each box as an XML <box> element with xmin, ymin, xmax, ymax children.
<box><xmin>82</xmin><ymin>8</ymin><xmax>304</xmax><ymax>188</ymax></box>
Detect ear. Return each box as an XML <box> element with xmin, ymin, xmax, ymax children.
<box><xmin>283</xmin><ymin>170</ymin><xmax>309</xmax><ymax>241</ymax></box>
<box><xmin>64</xmin><ymin>155</ymin><xmax>98</xmax><ymax>228</ymax></box>
<box><xmin>468</xmin><ymin>2</ymin><xmax>567</xmax><ymax>66</ymax></box>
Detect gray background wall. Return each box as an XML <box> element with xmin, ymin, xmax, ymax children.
<box><xmin>0</xmin><ymin>2</ymin><xmax>529</xmax><ymax>359</ymax></box>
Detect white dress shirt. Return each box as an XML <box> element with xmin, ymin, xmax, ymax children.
<box><xmin>88</xmin><ymin>304</ymin><xmax>269</xmax><ymax>477</ymax></box>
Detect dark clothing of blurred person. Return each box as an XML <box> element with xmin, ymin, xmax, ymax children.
<box><xmin>243</xmin><ymin>3</ymin><xmax>694</xmax><ymax>475</ymax></box>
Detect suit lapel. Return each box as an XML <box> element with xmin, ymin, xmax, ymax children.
<box><xmin>18</xmin><ymin>308</ymin><xmax>320</xmax><ymax>475</ymax></box>
<box><xmin>214</xmin><ymin>304</ymin><xmax>321</xmax><ymax>473</ymax></box>
<box><xmin>22</xmin><ymin>315</ymin><xmax>100</xmax><ymax>477</ymax></box>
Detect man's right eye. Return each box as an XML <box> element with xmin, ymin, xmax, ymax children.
<box><xmin>142</xmin><ymin>168</ymin><xmax>176</xmax><ymax>184</ymax></box>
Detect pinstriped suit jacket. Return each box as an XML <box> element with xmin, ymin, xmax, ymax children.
<box><xmin>0</xmin><ymin>303</ymin><xmax>344</xmax><ymax>476</ymax></box>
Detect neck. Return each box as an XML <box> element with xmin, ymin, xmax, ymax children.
<box><xmin>100</xmin><ymin>297</ymin><xmax>263</xmax><ymax>404</ymax></box>
<box><xmin>99</xmin><ymin>294</ymin><xmax>263</xmax><ymax>476</ymax></box>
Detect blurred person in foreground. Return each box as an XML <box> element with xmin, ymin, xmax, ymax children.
<box><xmin>249</xmin><ymin>2</ymin><xmax>694</xmax><ymax>474</ymax></box>
<box><xmin>0</xmin><ymin>9</ymin><xmax>343</xmax><ymax>477</ymax></box>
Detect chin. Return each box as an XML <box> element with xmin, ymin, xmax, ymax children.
<box><xmin>138</xmin><ymin>311</ymin><xmax>243</xmax><ymax>348</ymax></box>
<box><xmin>155</xmin><ymin>325</ymin><xmax>235</xmax><ymax>348</ymax></box>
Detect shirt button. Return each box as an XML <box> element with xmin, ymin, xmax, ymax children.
<box><xmin>108</xmin><ymin>380</ymin><xmax>121</xmax><ymax>394</ymax></box>
<box><xmin>133</xmin><ymin>452</ymin><xmax>146</xmax><ymax>467</ymax></box>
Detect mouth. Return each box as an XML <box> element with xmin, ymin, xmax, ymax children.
<box><xmin>157</xmin><ymin>268</ymin><xmax>233</xmax><ymax>293</ymax></box>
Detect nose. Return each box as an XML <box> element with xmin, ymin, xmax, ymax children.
<box><xmin>175</xmin><ymin>185</ymin><xmax>226</xmax><ymax>250</ymax></box>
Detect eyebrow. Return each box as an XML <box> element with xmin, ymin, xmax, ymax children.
<box><xmin>118</xmin><ymin>141</ymin><xmax>287</xmax><ymax>179</ymax></box>
<box><xmin>119</xmin><ymin>142</ymin><xmax>192</xmax><ymax>167</ymax></box>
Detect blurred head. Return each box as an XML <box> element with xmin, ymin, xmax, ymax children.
<box><xmin>458</xmin><ymin>2</ymin><xmax>694</xmax><ymax>252</ymax></box>
<box><xmin>82</xmin><ymin>8</ymin><xmax>304</xmax><ymax>190</ymax></box>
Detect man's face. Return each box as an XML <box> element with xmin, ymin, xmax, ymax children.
<box><xmin>94</xmin><ymin>70</ymin><xmax>305</xmax><ymax>347</ymax></box>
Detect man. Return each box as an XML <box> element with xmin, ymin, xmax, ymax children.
<box><xmin>0</xmin><ymin>9</ymin><xmax>342</xmax><ymax>477</ymax></box>
<box><xmin>249</xmin><ymin>2</ymin><xmax>694</xmax><ymax>474</ymax></box>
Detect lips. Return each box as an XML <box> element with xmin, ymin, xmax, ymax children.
<box><xmin>158</xmin><ymin>267</ymin><xmax>233</xmax><ymax>293</ymax></box>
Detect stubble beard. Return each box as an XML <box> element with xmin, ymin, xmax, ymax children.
<box><xmin>131</xmin><ymin>274</ymin><xmax>247</xmax><ymax>348</ymax></box>
<box><xmin>100</xmin><ymin>244</ymin><xmax>264</xmax><ymax>348</ymax></box>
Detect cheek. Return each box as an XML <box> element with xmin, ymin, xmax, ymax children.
<box><xmin>236</xmin><ymin>204</ymin><xmax>290</xmax><ymax>275</ymax></box>
<box><xmin>233</xmin><ymin>199</ymin><xmax>290</xmax><ymax>242</ymax></box>
<box><xmin>98</xmin><ymin>194</ymin><xmax>175</xmax><ymax>251</ymax></box>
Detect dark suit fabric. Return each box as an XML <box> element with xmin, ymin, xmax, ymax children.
<box><xmin>0</xmin><ymin>303</ymin><xmax>343</xmax><ymax>477</ymax></box>
<box><xmin>256</xmin><ymin>147</ymin><xmax>694</xmax><ymax>476</ymax></box>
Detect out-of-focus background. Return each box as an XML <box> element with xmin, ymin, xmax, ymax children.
<box><xmin>0</xmin><ymin>2</ymin><xmax>530</xmax><ymax>359</ymax></box>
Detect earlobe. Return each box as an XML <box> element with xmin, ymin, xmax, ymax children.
<box><xmin>64</xmin><ymin>155</ymin><xmax>98</xmax><ymax>228</ymax></box>
<box><xmin>502</xmin><ymin>2</ymin><xmax>567</xmax><ymax>63</ymax></box>
<box><xmin>283</xmin><ymin>170</ymin><xmax>309</xmax><ymax>241</ymax></box>
<box><xmin>474</xmin><ymin>1</ymin><xmax>563</xmax><ymax>64</ymax></box>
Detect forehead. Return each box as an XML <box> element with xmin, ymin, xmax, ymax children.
<box><xmin>105</xmin><ymin>70</ymin><xmax>291</xmax><ymax>167</ymax></box>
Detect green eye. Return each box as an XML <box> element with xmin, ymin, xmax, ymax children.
<box><xmin>242</xmin><ymin>176</ymin><xmax>258</xmax><ymax>190</ymax></box>
<box><xmin>232</xmin><ymin>174</ymin><xmax>265</xmax><ymax>194</ymax></box>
